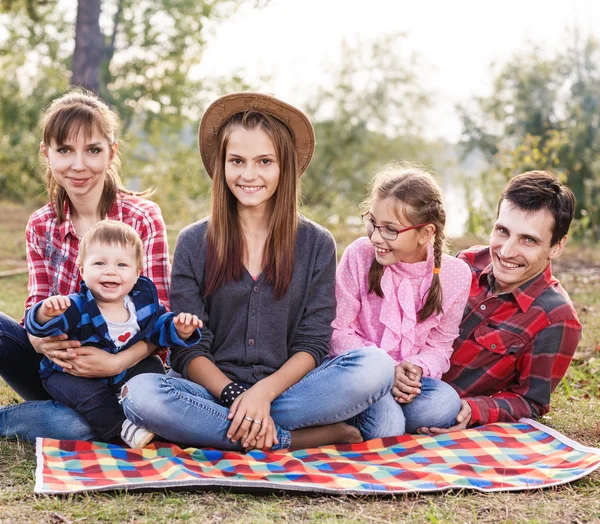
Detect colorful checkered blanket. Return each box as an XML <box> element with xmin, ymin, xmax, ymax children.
<box><xmin>34</xmin><ymin>419</ymin><xmax>600</xmax><ymax>495</ymax></box>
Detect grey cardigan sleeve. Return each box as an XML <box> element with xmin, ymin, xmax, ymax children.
<box><xmin>289</xmin><ymin>225</ymin><xmax>337</xmax><ymax>366</ymax></box>
<box><xmin>168</xmin><ymin>221</ymin><xmax>215</xmax><ymax>378</ymax></box>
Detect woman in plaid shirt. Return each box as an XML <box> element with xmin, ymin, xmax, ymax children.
<box><xmin>0</xmin><ymin>91</ymin><xmax>170</xmax><ymax>442</ymax></box>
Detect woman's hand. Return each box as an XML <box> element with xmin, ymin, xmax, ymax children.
<box><xmin>226</xmin><ymin>383</ymin><xmax>277</xmax><ymax>449</ymax></box>
<box><xmin>243</xmin><ymin>416</ymin><xmax>279</xmax><ymax>452</ymax></box>
<box><xmin>28</xmin><ymin>333</ymin><xmax>80</xmax><ymax>369</ymax></box>
<box><xmin>65</xmin><ymin>346</ymin><xmax>125</xmax><ymax>378</ymax></box>
<box><xmin>392</xmin><ymin>361</ymin><xmax>423</xmax><ymax>404</ymax></box>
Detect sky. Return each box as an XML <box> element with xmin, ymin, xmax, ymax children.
<box><xmin>197</xmin><ymin>0</ymin><xmax>600</xmax><ymax>141</ymax></box>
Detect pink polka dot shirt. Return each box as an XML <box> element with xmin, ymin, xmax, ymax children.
<box><xmin>330</xmin><ymin>237</ymin><xmax>472</xmax><ymax>379</ymax></box>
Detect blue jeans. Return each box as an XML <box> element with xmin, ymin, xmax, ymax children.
<box><xmin>122</xmin><ymin>348</ymin><xmax>397</xmax><ymax>451</ymax></box>
<box><xmin>42</xmin><ymin>356</ymin><xmax>165</xmax><ymax>441</ymax></box>
<box><xmin>1</xmin><ymin>311</ymin><xmax>146</xmax><ymax>442</ymax></box>
<box><xmin>0</xmin><ymin>311</ymin><xmax>49</xmax><ymax>400</ymax></box>
<box><xmin>1</xmin><ymin>311</ymin><xmax>97</xmax><ymax>442</ymax></box>
<box><xmin>353</xmin><ymin>377</ymin><xmax>461</xmax><ymax>435</ymax></box>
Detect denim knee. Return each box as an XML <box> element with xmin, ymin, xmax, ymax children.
<box><xmin>345</xmin><ymin>348</ymin><xmax>395</xmax><ymax>400</ymax></box>
<box><xmin>120</xmin><ymin>373</ymin><xmax>165</xmax><ymax>426</ymax></box>
<box><xmin>403</xmin><ymin>378</ymin><xmax>461</xmax><ymax>433</ymax></box>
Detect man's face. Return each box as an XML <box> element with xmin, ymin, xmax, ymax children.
<box><xmin>489</xmin><ymin>201</ymin><xmax>566</xmax><ymax>294</ymax></box>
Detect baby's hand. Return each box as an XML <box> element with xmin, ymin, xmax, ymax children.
<box><xmin>173</xmin><ymin>313</ymin><xmax>203</xmax><ymax>340</ymax></box>
<box><xmin>41</xmin><ymin>296</ymin><xmax>71</xmax><ymax>319</ymax></box>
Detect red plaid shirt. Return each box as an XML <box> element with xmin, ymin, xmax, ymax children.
<box><xmin>443</xmin><ymin>246</ymin><xmax>581</xmax><ymax>426</ymax></box>
<box><xmin>25</xmin><ymin>194</ymin><xmax>170</xmax><ymax>319</ymax></box>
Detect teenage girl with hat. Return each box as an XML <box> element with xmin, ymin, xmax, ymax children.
<box><xmin>330</xmin><ymin>163</ymin><xmax>471</xmax><ymax>435</ymax></box>
<box><xmin>120</xmin><ymin>93</ymin><xmax>397</xmax><ymax>451</ymax></box>
<box><xmin>0</xmin><ymin>90</ymin><xmax>170</xmax><ymax>441</ymax></box>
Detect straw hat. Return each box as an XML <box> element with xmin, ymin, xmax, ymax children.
<box><xmin>198</xmin><ymin>92</ymin><xmax>316</xmax><ymax>178</ymax></box>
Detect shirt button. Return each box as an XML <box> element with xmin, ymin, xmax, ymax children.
<box><xmin>248</xmin><ymin>339</ymin><xmax>255</xmax><ymax>346</ymax></box>
<box><xmin>490</xmin><ymin>343</ymin><xmax>496</xmax><ymax>349</ymax></box>
<box><xmin>480</xmin><ymin>304</ymin><xmax>487</xmax><ymax>311</ymax></box>
<box><xmin>253</xmin><ymin>286</ymin><xmax>259</xmax><ymax>293</ymax></box>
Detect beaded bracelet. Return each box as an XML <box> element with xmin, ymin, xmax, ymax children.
<box><xmin>220</xmin><ymin>382</ymin><xmax>247</xmax><ymax>407</ymax></box>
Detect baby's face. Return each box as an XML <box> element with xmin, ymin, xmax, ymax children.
<box><xmin>79</xmin><ymin>242</ymin><xmax>140</xmax><ymax>306</ymax></box>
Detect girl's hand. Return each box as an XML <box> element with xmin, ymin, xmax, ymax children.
<box><xmin>65</xmin><ymin>346</ymin><xmax>124</xmax><ymax>378</ymax></box>
<box><xmin>173</xmin><ymin>313</ymin><xmax>203</xmax><ymax>340</ymax></box>
<box><xmin>226</xmin><ymin>383</ymin><xmax>275</xmax><ymax>447</ymax></box>
<box><xmin>41</xmin><ymin>296</ymin><xmax>71</xmax><ymax>319</ymax></box>
<box><xmin>28</xmin><ymin>333</ymin><xmax>80</xmax><ymax>370</ymax></box>
<box><xmin>243</xmin><ymin>416</ymin><xmax>279</xmax><ymax>452</ymax></box>
<box><xmin>392</xmin><ymin>361</ymin><xmax>423</xmax><ymax>404</ymax></box>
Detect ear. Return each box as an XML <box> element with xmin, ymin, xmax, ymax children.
<box><xmin>110</xmin><ymin>141</ymin><xmax>118</xmax><ymax>162</ymax></box>
<box><xmin>419</xmin><ymin>224</ymin><xmax>436</xmax><ymax>246</ymax></box>
<box><xmin>78</xmin><ymin>263</ymin><xmax>85</xmax><ymax>278</ymax></box>
<box><xmin>549</xmin><ymin>235</ymin><xmax>567</xmax><ymax>260</ymax></box>
<box><xmin>40</xmin><ymin>141</ymin><xmax>49</xmax><ymax>159</ymax></box>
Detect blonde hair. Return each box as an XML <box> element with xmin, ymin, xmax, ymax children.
<box><xmin>40</xmin><ymin>89</ymin><xmax>154</xmax><ymax>222</ymax></box>
<box><xmin>362</xmin><ymin>162</ymin><xmax>447</xmax><ymax>322</ymax></box>
<box><xmin>77</xmin><ymin>221</ymin><xmax>144</xmax><ymax>271</ymax></box>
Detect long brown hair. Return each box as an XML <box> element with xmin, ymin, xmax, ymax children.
<box><xmin>362</xmin><ymin>163</ymin><xmax>447</xmax><ymax>322</ymax></box>
<box><xmin>203</xmin><ymin>111</ymin><xmax>299</xmax><ymax>299</ymax></box>
<box><xmin>40</xmin><ymin>89</ymin><xmax>153</xmax><ymax>222</ymax></box>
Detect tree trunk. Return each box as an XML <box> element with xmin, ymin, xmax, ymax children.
<box><xmin>71</xmin><ymin>0</ymin><xmax>103</xmax><ymax>93</ymax></box>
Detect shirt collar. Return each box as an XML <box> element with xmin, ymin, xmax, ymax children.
<box><xmin>478</xmin><ymin>262</ymin><xmax>556</xmax><ymax>313</ymax></box>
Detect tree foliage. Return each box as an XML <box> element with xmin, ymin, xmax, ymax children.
<box><xmin>302</xmin><ymin>34</ymin><xmax>444</xmax><ymax>225</ymax></box>
<box><xmin>0</xmin><ymin>0</ymin><xmax>243</xmax><ymax>218</ymax></box>
<box><xmin>460</xmin><ymin>32</ymin><xmax>600</xmax><ymax>239</ymax></box>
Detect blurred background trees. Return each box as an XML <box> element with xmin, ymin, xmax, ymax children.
<box><xmin>460</xmin><ymin>31</ymin><xmax>600</xmax><ymax>240</ymax></box>
<box><xmin>0</xmin><ymin>2</ymin><xmax>599</xmax><ymax>242</ymax></box>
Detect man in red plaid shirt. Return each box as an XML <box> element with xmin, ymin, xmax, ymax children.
<box><xmin>424</xmin><ymin>171</ymin><xmax>581</xmax><ymax>433</ymax></box>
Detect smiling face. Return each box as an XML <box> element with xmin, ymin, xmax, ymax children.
<box><xmin>489</xmin><ymin>200</ymin><xmax>566</xmax><ymax>294</ymax></box>
<box><xmin>41</xmin><ymin>129</ymin><xmax>116</xmax><ymax>203</ymax></box>
<box><xmin>366</xmin><ymin>197</ymin><xmax>434</xmax><ymax>265</ymax></box>
<box><xmin>79</xmin><ymin>241</ymin><xmax>140</xmax><ymax>306</ymax></box>
<box><xmin>224</xmin><ymin>126</ymin><xmax>280</xmax><ymax>214</ymax></box>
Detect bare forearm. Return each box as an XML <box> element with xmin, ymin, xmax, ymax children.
<box><xmin>254</xmin><ymin>352</ymin><xmax>316</xmax><ymax>401</ymax></box>
<box><xmin>186</xmin><ymin>356</ymin><xmax>233</xmax><ymax>398</ymax></box>
<box><xmin>115</xmin><ymin>340</ymin><xmax>157</xmax><ymax>374</ymax></box>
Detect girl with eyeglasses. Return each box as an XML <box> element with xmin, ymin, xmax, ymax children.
<box><xmin>330</xmin><ymin>163</ymin><xmax>472</xmax><ymax>435</ymax></box>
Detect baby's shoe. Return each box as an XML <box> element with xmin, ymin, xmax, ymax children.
<box><xmin>121</xmin><ymin>419</ymin><xmax>154</xmax><ymax>449</ymax></box>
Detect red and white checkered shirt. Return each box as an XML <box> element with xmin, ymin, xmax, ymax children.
<box><xmin>24</xmin><ymin>194</ymin><xmax>170</xmax><ymax>320</ymax></box>
<box><xmin>443</xmin><ymin>246</ymin><xmax>581</xmax><ymax>426</ymax></box>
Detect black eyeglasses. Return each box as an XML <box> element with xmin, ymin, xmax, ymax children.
<box><xmin>361</xmin><ymin>212</ymin><xmax>429</xmax><ymax>241</ymax></box>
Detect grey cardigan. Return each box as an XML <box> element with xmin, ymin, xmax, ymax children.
<box><xmin>168</xmin><ymin>215</ymin><xmax>337</xmax><ymax>384</ymax></box>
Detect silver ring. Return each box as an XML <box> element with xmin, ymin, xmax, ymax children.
<box><xmin>244</xmin><ymin>416</ymin><xmax>254</xmax><ymax>422</ymax></box>
<box><xmin>252</xmin><ymin>419</ymin><xmax>262</xmax><ymax>425</ymax></box>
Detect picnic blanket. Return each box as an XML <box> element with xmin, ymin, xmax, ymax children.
<box><xmin>34</xmin><ymin>418</ymin><xmax>600</xmax><ymax>495</ymax></box>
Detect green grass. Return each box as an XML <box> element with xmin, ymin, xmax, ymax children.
<box><xmin>1</xmin><ymin>203</ymin><xmax>600</xmax><ymax>523</ymax></box>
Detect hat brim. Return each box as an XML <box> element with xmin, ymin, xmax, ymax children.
<box><xmin>198</xmin><ymin>92</ymin><xmax>315</xmax><ymax>178</ymax></box>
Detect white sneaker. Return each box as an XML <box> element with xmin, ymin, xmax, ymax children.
<box><xmin>121</xmin><ymin>419</ymin><xmax>155</xmax><ymax>449</ymax></box>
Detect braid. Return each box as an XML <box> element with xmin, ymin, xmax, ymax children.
<box><xmin>418</xmin><ymin>202</ymin><xmax>445</xmax><ymax>322</ymax></box>
<box><xmin>367</xmin><ymin>258</ymin><xmax>385</xmax><ymax>297</ymax></box>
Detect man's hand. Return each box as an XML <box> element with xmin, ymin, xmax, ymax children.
<box><xmin>173</xmin><ymin>313</ymin><xmax>203</xmax><ymax>340</ymax></box>
<box><xmin>417</xmin><ymin>399</ymin><xmax>472</xmax><ymax>434</ymax></box>
<box><xmin>392</xmin><ymin>361</ymin><xmax>423</xmax><ymax>404</ymax></box>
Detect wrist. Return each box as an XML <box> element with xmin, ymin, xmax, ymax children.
<box><xmin>251</xmin><ymin>379</ymin><xmax>278</xmax><ymax>403</ymax></box>
<box><xmin>219</xmin><ymin>382</ymin><xmax>248</xmax><ymax>407</ymax></box>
